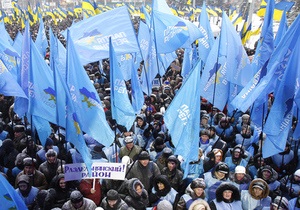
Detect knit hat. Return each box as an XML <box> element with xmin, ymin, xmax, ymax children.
<box><xmin>191</xmin><ymin>178</ymin><xmax>206</xmax><ymax>189</ymax></box>
<box><xmin>272</xmin><ymin>196</ymin><xmax>289</xmax><ymax>209</ymax></box>
<box><xmin>156</xmin><ymin>199</ymin><xmax>172</xmax><ymax>210</ymax></box>
<box><xmin>154</xmin><ymin>137</ymin><xmax>165</xmax><ymax>146</ymax></box>
<box><xmin>252</xmin><ymin>181</ymin><xmax>266</xmax><ymax>190</ymax></box>
<box><xmin>70</xmin><ymin>190</ymin><xmax>83</xmax><ymax>203</ymax></box>
<box><xmin>138</xmin><ymin>151</ymin><xmax>150</xmax><ymax>160</ymax></box>
<box><xmin>235</xmin><ymin>165</ymin><xmax>246</xmax><ymax>174</ymax></box>
<box><xmin>124</xmin><ymin>136</ymin><xmax>134</xmax><ymax>144</ymax></box>
<box><xmin>106</xmin><ymin>189</ymin><xmax>119</xmax><ymax>200</ymax></box>
<box><xmin>295</xmin><ymin>169</ymin><xmax>300</xmax><ymax>177</ymax></box>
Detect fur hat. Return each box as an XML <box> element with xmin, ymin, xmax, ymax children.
<box><xmin>215</xmin><ymin>182</ymin><xmax>240</xmax><ymax>202</ymax></box>
<box><xmin>23</xmin><ymin>157</ymin><xmax>37</xmax><ymax>167</ymax></box>
<box><xmin>191</xmin><ymin>178</ymin><xmax>206</xmax><ymax>189</ymax></box>
<box><xmin>272</xmin><ymin>196</ymin><xmax>289</xmax><ymax>209</ymax></box>
<box><xmin>124</xmin><ymin>136</ymin><xmax>134</xmax><ymax>144</ymax></box>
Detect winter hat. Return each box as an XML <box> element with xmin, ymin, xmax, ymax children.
<box><xmin>235</xmin><ymin>165</ymin><xmax>246</xmax><ymax>174</ymax></box>
<box><xmin>17</xmin><ymin>174</ymin><xmax>30</xmax><ymax>185</ymax></box>
<box><xmin>138</xmin><ymin>151</ymin><xmax>150</xmax><ymax>160</ymax></box>
<box><xmin>45</xmin><ymin>149</ymin><xmax>57</xmax><ymax>157</ymax></box>
<box><xmin>45</xmin><ymin>138</ymin><xmax>54</xmax><ymax>147</ymax></box>
<box><xmin>162</xmin><ymin>147</ymin><xmax>173</xmax><ymax>157</ymax></box>
<box><xmin>272</xmin><ymin>196</ymin><xmax>289</xmax><ymax>209</ymax></box>
<box><xmin>14</xmin><ymin>125</ymin><xmax>25</xmax><ymax>132</ymax></box>
<box><xmin>167</xmin><ymin>155</ymin><xmax>178</xmax><ymax>164</ymax></box>
<box><xmin>252</xmin><ymin>181</ymin><xmax>266</xmax><ymax>190</ymax></box>
<box><xmin>156</xmin><ymin>199</ymin><xmax>173</xmax><ymax>210</ymax></box>
<box><xmin>106</xmin><ymin>189</ymin><xmax>119</xmax><ymax>200</ymax></box>
<box><xmin>23</xmin><ymin>157</ymin><xmax>37</xmax><ymax>167</ymax></box>
<box><xmin>124</xmin><ymin>136</ymin><xmax>134</xmax><ymax>144</ymax></box>
<box><xmin>191</xmin><ymin>178</ymin><xmax>206</xmax><ymax>189</ymax></box>
<box><xmin>215</xmin><ymin>162</ymin><xmax>229</xmax><ymax>174</ymax></box>
<box><xmin>294</xmin><ymin>169</ymin><xmax>300</xmax><ymax>177</ymax></box>
<box><xmin>70</xmin><ymin>190</ymin><xmax>83</xmax><ymax>203</ymax></box>
<box><xmin>154</xmin><ymin>137</ymin><xmax>165</xmax><ymax>146</ymax></box>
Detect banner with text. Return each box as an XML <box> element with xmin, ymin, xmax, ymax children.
<box><xmin>64</xmin><ymin>162</ymin><xmax>126</xmax><ymax>181</ymax></box>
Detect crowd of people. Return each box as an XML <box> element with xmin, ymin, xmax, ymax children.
<box><xmin>1</xmin><ymin>10</ymin><xmax>300</xmax><ymax>210</ymax></box>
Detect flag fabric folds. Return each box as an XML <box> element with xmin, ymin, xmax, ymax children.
<box><xmin>66</xmin><ymin>31</ymin><xmax>114</xmax><ymax>147</ymax></box>
<box><xmin>65</xmin><ymin>6</ymin><xmax>139</xmax><ymax>65</ymax></box>
<box><xmin>164</xmin><ymin>60</ymin><xmax>201</xmax><ymax>178</ymax></box>
<box><xmin>35</xmin><ymin>17</ymin><xmax>48</xmax><ymax>57</ymax></box>
<box><xmin>109</xmin><ymin>38</ymin><xmax>136</xmax><ymax>131</ymax></box>
<box><xmin>14</xmin><ymin>21</ymin><xmax>30</xmax><ymax>117</ymax></box>
<box><xmin>197</xmin><ymin>2</ymin><xmax>214</xmax><ymax>64</ymax></box>
<box><xmin>262</xmin><ymin>42</ymin><xmax>300</xmax><ymax>158</ymax></box>
<box><xmin>231</xmin><ymin>13</ymin><xmax>300</xmax><ymax>113</ymax></box>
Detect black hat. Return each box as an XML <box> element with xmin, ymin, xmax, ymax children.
<box><xmin>107</xmin><ymin>189</ymin><xmax>119</xmax><ymax>200</ymax></box>
<box><xmin>138</xmin><ymin>151</ymin><xmax>150</xmax><ymax>160</ymax></box>
<box><xmin>167</xmin><ymin>155</ymin><xmax>178</xmax><ymax>164</ymax></box>
<box><xmin>154</xmin><ymin>137</ymin><xmax>165</xmax><ymax>146</ymax></box>
<box><xmin>14</xmin><ymin>125</ymin><xmax>25</xmax><ymax>132</ymax></box>
<box><xmin>215</xmin><ymin>162</ymin><xmax>229</xmax><ymax>174</ymax></box>
<box><xmin>70</xmin><ymin>190</ymin><xmax>83</xmax><ymax>203</ymax></box>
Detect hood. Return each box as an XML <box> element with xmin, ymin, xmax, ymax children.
<box><xmin>127</xmin><ymin>178</ymin><xmax>145</xmax><ymax>198</ymax></box>
<box><xmin>249</xmin><ymin>178</ymin><xmax>270</xmax><ymax>199</ymax></box>
<box><xmin>215</xmin><ymin>182</ymin><xmax>240</xmax><ymax>202</ymax></box>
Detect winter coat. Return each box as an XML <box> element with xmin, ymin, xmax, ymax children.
<box><xmin>176</xmin><ymin>184</ymin><xmax>206</xmax><ymax>210</ymax></box>
<box><xmin>240</xmin><ymin>178</ymin><xmax>271</xmax><ymax>210</ymax></box>
<box><xmin>61</xmin><ymin>197</ymin><xmax>97</xmax><ymax>210</ymax></box>
<box><xmin>204</xmin><ymin>170</ymin><xmax>229</xmax><ymax>202</ymax></box>
<box><xmin>78</xmin><ymin>178</ymin><xmax>102</xmax><ymax>206</ymax></box>
<box><xmin>228</xmin><ymin>172</ymin><xmax>252</xmax><ymax>191</ymax></box>
<box><xmin>100</xmin><ymin>197</ymin><xmax>129</xmax><ymax>210</ymax></box>
<box><xmin>124</xmin><ymin>178</ymin><xmax>149</xmax><ymax>210</ymax></box>
<box><xmin>38</xmin><ymin>158</ymin><xmax>65</xmax><ymax>184</ymax></box>
<box><xmin>209</xmin><ymin>182</ymin><xmax>242</xmax><ymax>210</ymax></box>
<box><xmin>149</xmin><ymin>174</ymin><xmax>178</xmax><ymax>206</ymax></box>
<box><xmin>161</xmin><ymin>166</ymin><xmax>183</xmax><ymax>193</ymax></box>
<box><xmin>127</xmin><ymin>160</ymin><xmax>161</xmax><ymax>193</ymax></box>
<box><xmin>15</xmin><ymin>169</ymin><xmax>48</xmax><ymax>190</ymax></box>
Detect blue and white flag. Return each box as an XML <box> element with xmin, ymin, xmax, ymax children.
<box><xmin>198</xmin><ymin>2</ymin><xmax>215</xmax><ymax>64</ymax></box>
<box><xmin>65</xmin><ymin>6</ymin><xmax>139</xmax><ymax>65</ymax></box>
<box><xmin>164</xmin><ymin>60</ymin><xmax>202</xmax><ymax>178</ymax></box>
<box><xmin>0</xmin><ymin>174</ymin><xmax>27</xmax><ymax>210</ymax></box>
<box><xmin>262</xmin><ymin>43</ymin><xmax>300</xmax><ymax>158</ymax></box>
<box><xmin>131</xmin><ymin>67</ymin><xmax>144</xmax><ymax>114</ymax></box>
<box><xmin>231</xmin><ymin>14</ymin><xmax>300</xmax><ymax>112</ymax></box>
<box><xmin>110</xmin><ymin>38</ymin><xmax>136</xmax><ymax>131</ymax></box>
<box><xmin>66</xmin><ymin>31</ymin><xmax>114</xmax><ymax>147</ymax></box>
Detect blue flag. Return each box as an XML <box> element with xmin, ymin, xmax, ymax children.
<box><xmin>274</xmin><ymin>7</ymin><xmax>288</xmax><ymax>48</ymax></box>
<box><xmin>0</xmin><ymin>21</ymin><xmax>14</xmax><ymax>46</ymax></box>
<box><xmin>164</xmin><ymin>60</ymin><xmax>201</xmax><ymax>178</ymax></box>
<box><xmin>181</xmin><ymin>47</ymin><xmax>193</xmax><ymax>79</ymax></box>
<box><xmin>35</xmin><ymin>17</ymin><xmax>48</xmax><ymax>57</ymax></box>
<box><xmin>0</xmin><ymin>39</ymin><xmax>20</xmax><ymax>81</ymax></box>
<box><xmin>49</xmin><ymin>27</ymin><xmax>67</xmax><ymax>127</ymax></box>
<box><xmin>65</xmin><ymin>6</ymin><xmax>139</xmax><ymax>65</ymax></box>
<box><xmin>220</xmin><ymin>12</ymin><xmax>253</xmax><ymax>88</ymax></box>
<box><xmin>0</xmin><ymin>174</ymin><xmax>27</xmax><ymax>209</ymax></box>
<box><xmin>66</xmin><ymin>32</ymin><xmax>114</xmax><ymax>147</ymax></box>
<box><xmin>251</xmin><ymin>0</ymin><xmax>274</xmax><ymax>74</ymax></box>
<box><xmin>0</xmin><ymin>60</ymin><xmax>26</xmax><ymax>98</ymax></box>
<box><xmin>13</xmin><ymin>31</ymin><xmax>23</xmax><ymax>54</ymax></box>
<box><xmin>131</xmin><ymin>66</ymin><xmax>144</xmax><ymax>114</ymax></box>
<box><xmin>32</xmin><ymin>115</ymin><xmax>52</xmax><ymax>146</ymax></box>
<box><xmin>262</xmin><ymin>42</ymin><xmax>300</xmax><ymax>158</ymax></box>
<box><xmin>198</xmin><ymin>2</ymin><xmax>215</xmax><ymax>64</ymax></box>
<box><xmin>14</xmin><ymin>21</ymin><xmax>30</xmax><ymax>118</ymax></box>
<box><xmin>109</xmin><ymin>38</ymin><xmax>136</xmax><ymax>131</ymax></box>
<box><xmin>231</xmin><ymin>14</ymin><xmax>300</xmax><ymax>112</ymax></box>
<box><xmin>50</xmin><ymin>30</ymin><xmax>93</xmax><ymax>174</ymax></box>
<box><xmin>116</xmin><ymin>53</ymin><xmax>135</xmax><ymax>81</ymax></box>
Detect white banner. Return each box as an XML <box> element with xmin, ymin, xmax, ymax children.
<box><xmin>2</xmin><ymin>0</ymin><xmax>12</xmax><ymax>9</ymax></box>
<box><xmin>64</xmin><ymin>162</ymin><xmax>127</xmax><ymax>181</ymax></box>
